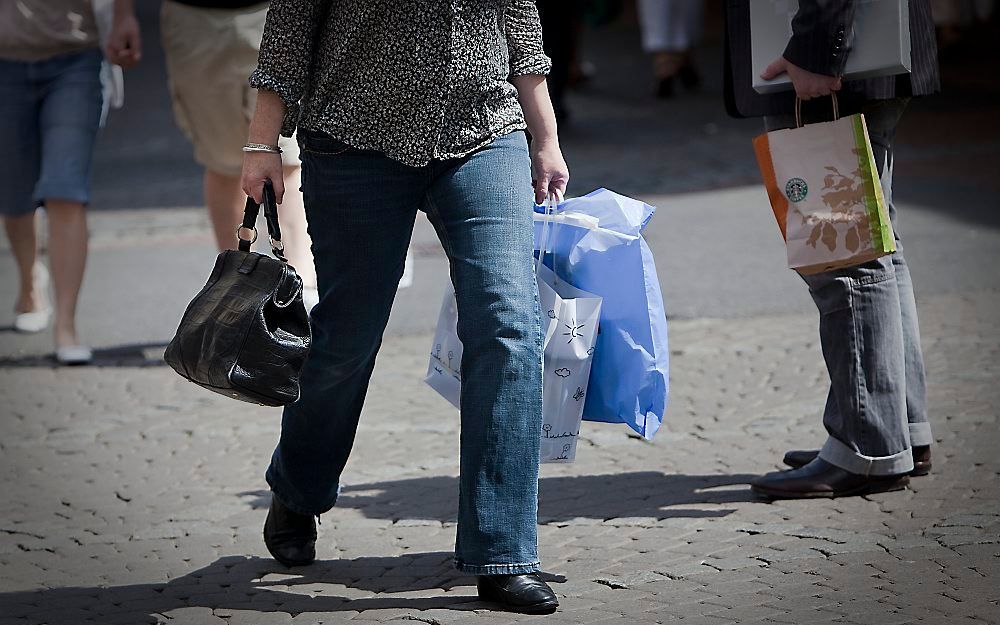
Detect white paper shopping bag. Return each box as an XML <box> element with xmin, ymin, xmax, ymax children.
<box><xmin>536</xmin><ymin>263</ymin><xmax>602</xmax><ymax>463</ymax></box>
<box><xmin>425</xmin><ymin>290</ymin><xmax>462</xmax><ymax>410</ymax></box>
<box><xmin>424</xmin><ymin>243</ymin><xmax>603</xmax><ymax>462</ymax></box>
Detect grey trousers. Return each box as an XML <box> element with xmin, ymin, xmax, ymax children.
<box><xmin>766</xmin><ymin>98</ymin><xmax>933</xmax><ymax>476</ymax></box>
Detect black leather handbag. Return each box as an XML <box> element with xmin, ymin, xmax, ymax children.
<box><xmin>165</xmin><ymin>181</ymin><xmax>311</xmax><ymax>406</ymax></box>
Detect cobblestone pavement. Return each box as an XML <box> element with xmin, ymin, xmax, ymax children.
<box><xmin>2</xmin><ymin>286</ymin><xmax>998</xmax><ymax>624</ymax></box>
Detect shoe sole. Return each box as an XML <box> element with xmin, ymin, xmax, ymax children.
<box><xmin>269</xmin><ymin>554</ymin><xmax>314</xmax><ymax>568</ymax></box>
<box><xmin>784</xmin><ymin>458</ymin><xmax>931</xmax><ymax>477</ymax></box>
<box><xmin>752</xmin><ymin>476</ymin><xmax>910</xmax><ymax>500</ymax></box>
<box><xmin>264</xmin><ymin>545</ymin><xmax>315</xmax><ymax>568</ymax></box>
<box><xmin>516</xmin><ymin>599</ymin><xmax>559</xmax><ymax>615</ymax></box>
<box><xmin>477</xmin><ymin>585</ymin><xmax>559</xmax><ymax>614</ymax></box>
<box><xmin>263</xmin><ymin>532</ymin><xmax>315</xmax><ymax>568</ymax></box>
<box><xmin>478</xmin><ymin>596</ymin><xmax>559</xmax><ymax>614</ymax></box>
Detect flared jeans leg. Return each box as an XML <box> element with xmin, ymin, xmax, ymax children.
<box><xmin>874</xmin><ymin>120</ymin><xmax>931</xmax><ymax>448</ymax></box>
<box><xmin>804</xmin><ymin>256</ymin><xmax>914</xmax><ymax>476</ymax></box>
<box><xmin>424</xmin><ymin>132</ymin><xmax>543</xmax><ymax>574</ymax></box>
<box><xmin>265</xmin><ymin>133</ymin><xmax>423</xmax><ymax>516</ymax></box>
<box><xmin>265</xmin><ymin>130</ymin><xmax>543</xmax><ymax>574</ymax></box>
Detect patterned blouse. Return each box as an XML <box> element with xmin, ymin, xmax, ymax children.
<box><xmin>250</xmin><ymin>1</ymin><xmax>552</xmax><ymax>167</ymax></box>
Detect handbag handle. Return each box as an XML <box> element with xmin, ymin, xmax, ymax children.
<box><xmin>794</xmin><ymin>93</ymin><xmax>840</xmax><ymax>129</ymax></box>
<box><xmin>237</xmin><ymin>180</ymin><xmax>287</xmax><ymax>262</ymax></box>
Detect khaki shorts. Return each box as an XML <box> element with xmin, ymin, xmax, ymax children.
<box><xmin>160</xmin><ymin>0</ymin><xmax>298</xmax><ymax>176</ymax></box>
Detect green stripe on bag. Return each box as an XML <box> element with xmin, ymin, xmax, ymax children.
<box><xmin>852</xmin><ymin>115</ymin><xmax>896</xmax><ymax>254</ymax></box>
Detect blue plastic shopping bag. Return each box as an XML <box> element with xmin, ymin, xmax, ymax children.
<box><xmin>533</xmin><ymin>189</ymin><xmax>669</xmax><ymax>440</ymax></box>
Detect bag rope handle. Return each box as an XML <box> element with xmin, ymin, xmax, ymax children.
<box><xmin>794</xmin><ymin>92</ymin><xmax>840</xmax><ymax>129</ymax></box>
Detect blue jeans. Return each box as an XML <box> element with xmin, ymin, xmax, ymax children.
<box><xmin>0</xmin><ymin>49</ymin><xmax>104</xmax><ymax>215</ymax></box>
<box><xmin>266</xmin><ymin>129</ymin><xmax>544</xmax><ymax>575</ymax></box>
<box><xmin>766</xmin><ymin>98</ymin><xmax>932</xmax><ymax>476</ymax></box>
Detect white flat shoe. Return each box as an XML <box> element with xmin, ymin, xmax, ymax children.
<box><xmin>14</xmin><ymin>308</ymin><xmax>52</xmax><ymax>333</ymax></box>
<box><xmin>14</xmin><ymin>263</ymin><xmax>51</xmax><ymax>333</ymax></box>
<box><xmin>55</xmin><ymin>345</ymin><xmax>93</xmax><ymax>366</ymax></box>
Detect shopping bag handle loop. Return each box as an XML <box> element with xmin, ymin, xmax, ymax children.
<box><xmin>794</xmin><ymin>93</ymin><xmax>840</xmax><ymax>129</ymax></box>
<box><xmin>535</xmin><ymin>195</ymin><xmax>559</xmax><ymax>280</ymax></box>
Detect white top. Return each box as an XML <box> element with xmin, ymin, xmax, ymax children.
<box><xmin>0</xmin><ymin>0</ymin><xmax>100</xmax><ymax>62</ymax></box>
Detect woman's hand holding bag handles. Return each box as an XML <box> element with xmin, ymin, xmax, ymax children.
<box><xmin>165</xmin><ymin>181</ymin><xmax>312</xmax><ymax>407</ymax></box>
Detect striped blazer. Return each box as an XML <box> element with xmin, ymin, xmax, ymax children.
<box><xmin>724</xmin><ymin>0</ymin><xmax>941</xmax><ymax>118</ymax></box>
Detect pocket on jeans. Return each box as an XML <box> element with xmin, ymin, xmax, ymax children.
<box><xmin>299</xmin><ymin>130</ymin><xmax>353</xmax><ymax>156</ymax></box>
<box><xmin>808</xmin><ymin>277</ymin><xmax>854</xmax><ymax>315</ymax></box>
<box><xmin>806</xmin><ymin>258</ymin><xmax>893</xmax><ymax>315</ymax></box>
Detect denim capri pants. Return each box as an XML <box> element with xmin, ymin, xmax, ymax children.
<box><xmin>0</xmin><ymin>48</ymin><xmax>104</xmax><ymax>216</ymax></box>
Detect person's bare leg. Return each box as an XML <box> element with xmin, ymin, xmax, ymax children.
<box><xmin>277</xmin><ymin>166</ymin><xmax>316</xmax><ymax>288</ymax></box>
<box><xmin>204</xmin><ymin>169</ymin><xmax>245</xmax><ymax>251</ymax></box>
<box><xmin>4</xmin><ymin>212</ymin><xmax>46</xmax><ymax>314</ymax></box>
<box><xmin>45</xmin><ymin>200</ymin><xmax>88</xmax><ymax>348</ymax></box>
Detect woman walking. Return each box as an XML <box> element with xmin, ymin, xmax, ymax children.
<box><xmin>241</xmin><ymin>0</ymin><xmax>568</xmax><ymax>614</ymax></box>
<box><xmin>0</xmin><ymin>0</ymin><xmax>140</xmax><ymax>364</ymax></box>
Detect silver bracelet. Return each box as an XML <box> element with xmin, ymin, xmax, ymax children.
<box><xmin>242</xmin><ymin>143</ymin><xmax>282</xmax><ymax>154</ymax></box>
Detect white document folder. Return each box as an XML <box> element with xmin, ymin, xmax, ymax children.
<box><xmin>751</xmin><ymin>0</ymin><xmax>912</xmax><ymax>94</ymax></box>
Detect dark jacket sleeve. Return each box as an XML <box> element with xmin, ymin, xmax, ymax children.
<box><xmin>782</xmin><ymin>0</ymin><xmax>857</xmax><ymax>76</ymax></box>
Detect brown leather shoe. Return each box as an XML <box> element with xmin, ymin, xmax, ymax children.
<box><xmin>783</xmin><ymin>445</ymin><xmax>932</xmax><ymax>476</ymax></box>
<box><xmin>752</xmin><ymin>458</ymin><xmax>910</xmax><ymax>500</ymax></box>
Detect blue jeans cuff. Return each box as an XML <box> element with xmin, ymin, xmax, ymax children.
<box><xmin>35</xmin><ymin>181</ymin><xmax>90</xmax><ymax>206</ymax></box>
<box><xmin>265</xmin><ymin>467</ymin><xmax>340</xmax><ymax>517</ymax></box>
<box><xmin>819</xmin><ymin>436</ymin><xmax>914</xmax><ymax>477</ymax></box>
<box><xmin>454</xmin><ymin>559</ymin><xmax>540</xmax><ymax>575</ymax></box>
<box><xmin>909</xmin><ymin>422</ymin><xmax>934</xmax><ymax>447</ymax></box>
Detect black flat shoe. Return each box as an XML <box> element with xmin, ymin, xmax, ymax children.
<box><xmin>783</xmin><ymin>445</ymin><xmax>932</xmax><ymax>476</ymax></box>
<box><xmin>655</xmin><ymin>75</ymin><xmax>675</xmax><ymax>99</ymax></box>
<box><xmin>477</xmin><ymin>573</ymin><xmax>559</xmax><ymax>614</ymax></box>
<box><xmin>678</xmin><ymin>63</ymin><xmax>701</xmax><ymax>90</ymax></box>
<box><xmin>752</xmin><ymin>458</ymin><xmax>910</xmax><ymax>500</ymax></box>
<box><xmin>263</xmin><ymin>493</ymin><xmax>316</xmax><ymax>567</ymax></box>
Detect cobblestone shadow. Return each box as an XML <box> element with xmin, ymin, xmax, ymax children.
<box><xmin>0</xmin><ymin>342</ymin><xmax>167</xmax><ymax>368</ymax></box>
<box><xmin>241</xmin><ymin>472</ymin><xmax>758</xmax><ymax>523</ymax></box>
<box><xmin>1</xmin><ymin>553</ymin><xmax>539</xmax><ymax>624</ymax></box>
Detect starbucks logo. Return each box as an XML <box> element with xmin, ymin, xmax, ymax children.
<box><xmin>785</xmin><ymin>177</ymin><xmax>808</xmax><ymax>202</ymax></box>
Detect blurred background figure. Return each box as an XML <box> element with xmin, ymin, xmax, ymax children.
<box><xmin>158</xmin><ymin>0</ymin><xmax>318</xmax><ymax>306</ymax></box>
<box><xmin>537</xmin><ymin>0</ymin><xmax>624</xmax><ymax>122</ymax></box>
<box><xmin>637</xmin><ymin>0</ymin><xmax>704</xmax><ymax>98</ymax></box>
<box><xmin>537</xmin><ymin>0</ymin><xmax>583</xmax><ymax>122</ymax></box>
<box><xmin>0</xmin><ymin>0</ymin><xmax>140</xmax><ymax>365</ymax></box>
<box><xmin>930</xmin><ymin>0</ymin><xmax>996</xmax><ymax>53</ymax></box>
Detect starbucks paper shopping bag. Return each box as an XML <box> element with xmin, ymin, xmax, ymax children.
<box><xmin>753</xmin><ymin>111</ymin><xmax>895</xmax><ymax>275</ymax></box>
